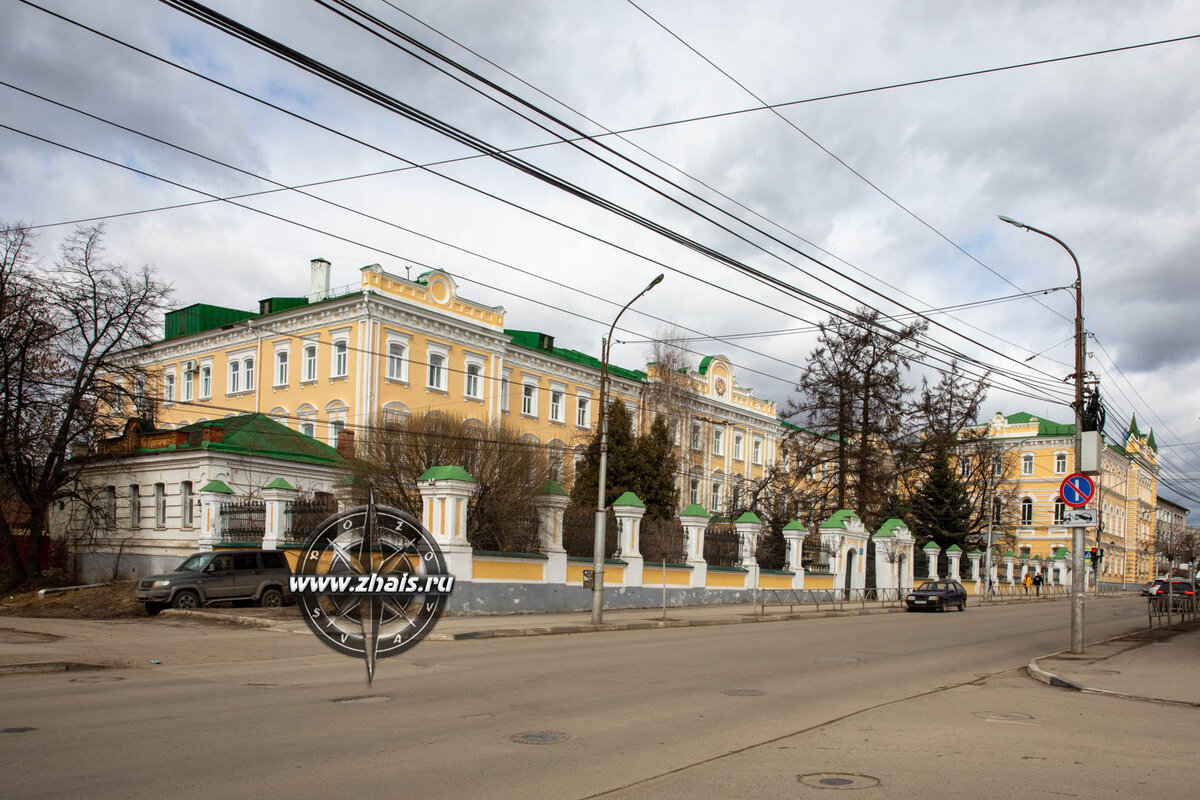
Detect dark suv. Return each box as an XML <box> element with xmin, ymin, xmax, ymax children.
<box><xmin>137</xmin><ymin>550</ymin><xmax>292</xmax><ymax>615</ymax></box>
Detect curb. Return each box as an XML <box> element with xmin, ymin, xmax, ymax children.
<box><xmin>159</xmin><ymin>609</ymin><xmax>278</xmax><ymax>628</ymax></box>
<box><xmin>0</xmin><ymin>661</ymin><xmax>108</xmax><ymax>677</ymax></box>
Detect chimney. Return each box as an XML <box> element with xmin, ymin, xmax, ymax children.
<box><xmin>336</xmin><ymin>428</ymin><xmax>355</xmax><ymax>460</ymax></box>
<box><xmin>309</xmin><ymin>257</ymin><xmax>331</xmax><ymax>302</ymax></box>
<box><xmin>201</xmin><ymin>422</ymin><xmax>224</xmax><ymax>444</ymax></box>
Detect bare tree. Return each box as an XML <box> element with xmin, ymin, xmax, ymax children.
<box><xmin>356</xmin><ymin>412</ymin><xmax>548</xmax><ymax>553</ymax></box>
<box><xmin>0</xmin><ymin>224</ymin><xmax>170</xmax><ymax>588</ymax></box>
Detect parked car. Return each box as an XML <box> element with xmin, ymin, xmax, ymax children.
<box><xmin>137</xmin><ymin>550</ymin><xmax>292</xmax><ymax>615</ymax></box>
<box><xmin>1149</xmin><ymin>580</ymin><xmax>1196</xmax><ymax>611</ymax></box>
<box><xmin>1140</xmin><ymin>578</ymin><xmax>1166</xmax><ymax>596</ymax></box>
<box><xmin>906</xmin><ymin>580</ymin><xmax>968</xmax><ymax>612</ymax></box>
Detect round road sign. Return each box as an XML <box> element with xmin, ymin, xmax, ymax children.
<box><xmin>1060</xmin><ymin>472</ymin><xmax>1095</xmax><ymax>508</ymax></box>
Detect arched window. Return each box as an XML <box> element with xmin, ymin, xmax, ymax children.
<box><xmin>1053</xmin><ymin>498</ymin><xmax>1066</xmax><ymax>525</ymax></box>
<box><xmin>1020</xmin><ymin>497</ymin><xmax>1033</xmax><ymax>526</ymax></box>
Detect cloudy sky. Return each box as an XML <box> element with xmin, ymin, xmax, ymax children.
<box><xmin>3</xmin><ymin>0</ymin><xmax>1199</xmax><ymax>508</ymax></box>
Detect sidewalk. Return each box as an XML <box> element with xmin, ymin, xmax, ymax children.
<box><xmin>1028</xmin><ymin>620</ymin><xmax>1200</xmax><ymax>706</ymax></box>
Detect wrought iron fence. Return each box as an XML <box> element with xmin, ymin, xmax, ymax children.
<box><xmin>563</xmin><ymin>507</ymin><xmax>617</xmax><ymax>559</ymax></box>
<box><xmin>641</xmin><ymin>517</ymin><xmax>686</xmax><ymax>564</ymax></box>
<box><xmin>218</xmin><ymin>499</ymin><xmax>265</xmax><ymax>544</ymax></box>
<box><xmin>704</xmin><ymin>522</ymin><xmax>740</xmax><ymax>567</ymax></box>
<box><xmin>282</xmin><ymin>496</ymin><xmax>339</xmax><ymax>546</ymax></box>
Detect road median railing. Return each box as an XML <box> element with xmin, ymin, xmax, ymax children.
<box><xmin>758</xmin><ymin>583</ymin><xmax>1078</xmax><ymax>614</ymax></box>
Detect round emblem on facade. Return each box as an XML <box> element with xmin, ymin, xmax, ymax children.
<box><xmin>292</xmin><ymin>499</ymin><xmax>454</xmax><ymax>683</ymax></box>
<box><xmin>715</xmin><ymin>377</ymin><xmax>726</xmax><ymax>396</ymax></box>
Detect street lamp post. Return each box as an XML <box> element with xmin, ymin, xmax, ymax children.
<box><xmin>999</xmin><ymin>215</ymin><xmax>1086</xmax><ymax>654</ymax></box>
<box><xmin>592</xmin><ymin>274</ymin><xmax>664</xmax><ymax>624</ymax></box>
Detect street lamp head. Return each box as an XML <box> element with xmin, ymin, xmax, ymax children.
<box><xmin>998</xmin><ymin>214</ymin><xmax>1027</xmax><ymax>230</ymax></box>
<box><xmin>646</xmin><ymin>273</ymin><xmax>665</xmax><ymax>291</ymax></box>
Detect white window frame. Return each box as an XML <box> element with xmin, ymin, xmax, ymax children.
<box><xmin>274</xmin><ymin>342</ymin><xmax>290</xmax><ymax>387</ymax></box>
<box><xmin>426</xmin><ymin>342</ymin><xmax>450</xmax><ymax>392</ymax></box>
<box><xmin>199</xmin><ymin>362</ymin><xmax>212</xmax><ymax>400</ymax></box>
<box><xmin>1021</xmin><ymin>453</ymin><xmax>1034</xmax><ymax>476</ymax></box>
<box><xmin>752</xmin><ymin>436</ymin><xmax>763</xmax><ymax>465</ymax></box>
<box><xmin>1021</xmin><ymin>497</ymin><xmax>1033</xmax><ymax>525</ymax></box>
<box><xmin>549</xmin><ymin>382</ymin><xmax>566</xmax><ymax>423</ymax></box>
<box><xmin>332</xmin><ymin>337</ymin><xmax>349</xmax><ymax>378</ymax></box>
<box><xmin>500</xmin><ymin>370</ymin><xmax>511</xmax><ymax>413</ymax></box>
<box><xmin>154</xmin><ymin>483</ymin><xmax>166</xmax><ymax>528</ymax></box>
<box><xmin>521</xmin><ymin>380</ymin><xmax>538</xmax><ymax>417</ymax></box>
<box><xmin>733</xmin><ymin>432</ymin><xmax>744</xmax><ymax>461</ymax></box>
<box><xmin>710</xmin><ymin>479</ymin><xmax>723</xmax><ymax>514</ymax></box>
<box><xmin>163</xmin><ymin>371</ymin><xmax>175</xmax><ymax>403</ymax></box>
<box><xmin>228</xmin><ymin>360</ymin><xmax>240</xmax><ymax>394</ymax></box>
<box><xmin>959</xmin><ymin>456</ymin><xmax>972</xmax><ymax>479</ymax></box>
<box><xmin>182</xmin><ymin>369</ymin><xmax>193</xmax><ymax>402</ymax></box>
<box><xmin>576</xmin><ymin>392</ymin><xmax>592</xmax><ymax>429</ymax></box>
<box><xmin>243</xmin><ymin>356</ymin><xmax>254</xmax><ymax>391</ymax></box>
<box><xmin>326</xmin><ymin>401</ymin><xmax>348</xmax><ymax>447</ymax></box>
<box><xmin>1054</xmin><ymin>452</ymin><xmax>1068</xmax><ymax>474</ymax></box>
<box><xmin>691</xmin><ymin>422</ymin><xmax>702</xmax><ymax>451</ymax></box>
<box><xmin>463</xmin><ymin>353</ymin><xmax>485</xmax><ymax>400</ymax></box>
<box><xmin>713</xmin><ymin>426</ymin><xmax>724</xmax><ymax>457</ymax></box>
<box><xmin>180</xmin><ymin>481</ymin><xmax>193</xmax><ymax>528</ymax></box>
<box><xmin>129</xmin><ymin>484</ymin><xmax>141</xmax><ymax>527</ymax></box>
<box><xmin>302</xmin><ymin>343</ymin><xmax>318</xmax><ymax>383</ymax></box>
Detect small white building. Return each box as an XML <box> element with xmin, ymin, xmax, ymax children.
<box><xmin>56</xmin><ymin>414</ymin><xmax>349</xmax><ymax>582</ymax></box>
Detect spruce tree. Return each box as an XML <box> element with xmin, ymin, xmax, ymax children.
<box><xmin>908</xmin><ymin>444</ymin><xmax>973</xmax><ymax>549</ymax></box>
<box><xmin>635</xmin><ymin>414</ymin><xmax>680</xmax><ymax>520</ymax></box>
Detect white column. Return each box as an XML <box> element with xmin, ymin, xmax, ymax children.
<box><xmin>782</xmin><ymin>520</ymin><xmax>806</xmax><ymax>590</ymax></box>
<box><xmin>416</xmin><ymin>466</ymin><xmax>476</xmax><ymax>582</ymax></box>
<box><xmin>198</xmin><ymin>481</ymin><xmax>232</xmax><ymax>549</ymax></box>
<box><xmin>968</xmin><ymin>551</ymin><xmax>982</xmax><ymax>582</ymax></box>
<box><xmin>534</xmin><ymin>483</ymin><xmax>569</xmax><ymax>585</ymax></box>
<box><xmin>680</xmin><ymin>507</ymin><xmax>709</xmax><ymax>589</ymax></box>
<box><xmin>612</xmin><ymin>492</ymin><xmax>646</xmax><ymax>587</ymax></box>
<box><xmin>924</xmin><ymin>544</ymin><xmax>941</xmax><ymax>579</ymax></box>
<box><xmin>735</xmin><ymin>512</ymin><xmax>763</xmax><ymax>590</ymax></box>
<box><xmin>260</xmin><ymin>479</ymin><xmax>297</xmax><ymax>550</ymax></box>
<box><xmin>1004</xmin><ymin>555</ymin><xmax>1016</xmax><ymax>583</ymax></box>
<box><xmin>946</xmin><ymin>547</ymin><xmax>963</xmax><ymax>581</ymax></box>
<box><xmin>873</xmin><ymin>535</ymin><xmax>898</xmax><ymax>590</ymax></box>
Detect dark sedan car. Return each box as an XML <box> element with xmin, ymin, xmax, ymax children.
<box><xmin>1149</xmin><ymin>580</ymin><xmax>1196</xmax><ymax>611</ymax></box>
<box><xmin>906</xmin><ymin>580</ymin><xmax>968</xmax><ymax>612</ymax></box>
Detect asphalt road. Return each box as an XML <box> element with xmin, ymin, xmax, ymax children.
<box><xmin>2</xmin><ymin>597</ymin><xmax>1192</xmax><ymax>798</ymax></box>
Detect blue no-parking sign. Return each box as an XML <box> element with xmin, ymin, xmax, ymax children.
<box><xmin>1059</xmin><ymin>472</ymin><xmax>1095</xmax><ymax>508</ymax></box>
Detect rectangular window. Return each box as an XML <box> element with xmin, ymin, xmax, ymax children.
<box><xmin>180</xmin><ymin>481</ymin><xmax>193</xmax><ymax>527</ymax></box>
<box><xmin>303</xmin><ymin>345</ymin><xmax>317</xmax><ymax>382</ymax></box>
<box><xmin>465</xmin><ymin>364</ymin><xmax>481</xmax><ymax>399</ymax></box>
<box><xmin>690</xmin><ymin>478</ymin><xmax>701</xmax><ymax>506</ymax></box>
<box><xmin>550</xmin><ymin>390</ymin><xmax>563</xmax><ymax>423</ymax></box>
<box><xmin>959</xmin><ymin>456</ymin><xmax>971</xmax><ymax>478</ymax></box>
<box><xmin>691</xmin><ymin>422</ymin><xmax>702</xmax><ymax>451</ymax></box>
<box><xmin>522</xmin><ymin>384</ymin><xmax>536</xmax><ymax>416</ymax></box>
<box><xmin>199</xmin><ymin>366</ymin><xmax>211</xmax><ymax>399</ymax></box>
<box><xmin>577</xmin><ymin>396</ymin><xmax>590</xmax><ymax>428</ymax></box>
<box><xmin>244</xmin><ymin>358</ymin><xmax>254</xmax><ymax>390</ymax></box>
<box><xmin>387</xmin><ymin>343</ymin><xmax>407</xmax><ymax>381</ymax></box>
<box><xmin>1021</xmin><ymin>499</ymin><xmax>1033</xmax><ymax>525</ymax></box>
<box><xmin>129</xmin><ymin>485</ymin><xmax>140</xmax><ymax>527</ymax></box>
<box><xmin>276</xmin><ymin>351</ymin><xmax>288</xmax><ymax>386</ymax></box>
<box><xmin>1055</xmin><ymin>453</ymin><xmax>1068</xmax><ymax>474</ymax></box>
<box><xmin>752</xmin><ymin>437</ymin><xmax>763</xmax><ymax>465</ymax></box>
<box><xmin>333</xmin><ymin>340</ymin><xmax>348</xmax><ymax>377</ymax></box>
<box><xmin>164</xmin><ymin>373</ymin><xmax>175</xmax><ymax>403</ymax></box>
<box><xmin>1053</xmin><ymin>499</ymin><xmax>1066</xmax><ymax>524</ymax></box>
<box><xmin>713</xmin><ymin>427</ymin><xmax>724</xmax><ymax>456</ymax></box>
<box><xmin>154</xmin><ymin>483</ymin><xmax>166</xmax><ymax>527</ymax></box>
<box><xmin>500</xmin><ymin>375</ymin><xmax>510</xmax><ymax>412</ymax></box>
<box><xmin>301</xmin><ymin>420</ymin><xmax>315</xmax><ymax>438</ymax></box>
<box><xmin>1021</xmin><ymin>454</ymin><xmax>1034</xmax><ymax>476</ymax></box>
<box><xmin>427</xmin><ymin>354</ymin><xmax>445</xmax><ymax>390</ymax></box>
<box><xmin>183</xmin><ymin>370</ymin><xmax>193</xmax><ymax>401</ymax></box>
<box><xmin>992</xmin><ymin>456</ymin><xmax>1002</xmax><ymax>478</ymax></box>
<box><xmin>229</xmin><ymin>361</ymin><xmax>240</xmax><ymax>394</ymax></box>
<box><xmin>733</xmin><ymin>433</ymin><xmax>744</xmax><ymax>461</ymax></box>
<box><xmin>104</xmin><ymin>486</ymin><xmax>117</xmax><ymax>529</ymax></box>
<box><xmin>329</xmin><ymin>419</ymin><xmax>345</xmax><ymax>447</ymax></box>
<box><xmin>710</xmin><ymin>482</ymin><xmax>722</xmax><ymax>513</ymax></box>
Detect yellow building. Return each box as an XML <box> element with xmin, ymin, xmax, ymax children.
<box><xmin>141</xmin><ymin>259</ymin><xmax>779</xmax><ymax>514</ymax></box>
<box><xmin>980</xmin><ymin>412</ymin><xmax>1158</xmax><ymax>585</ymax></box>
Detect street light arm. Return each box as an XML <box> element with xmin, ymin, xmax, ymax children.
<box><xmin>606</xmin><ymin>274</ymin><xmax>665</xmax><ymax>347</ymax></box>
<box><xmin>997</xmin><ymin>215</ymin><xmax>1081</xmax><ymax>297</ymax></box>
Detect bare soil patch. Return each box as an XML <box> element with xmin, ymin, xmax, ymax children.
<box><xmin>0</xmin><ymin>581</ymin><xmax>146</xmax><ymax>619</ymax></box>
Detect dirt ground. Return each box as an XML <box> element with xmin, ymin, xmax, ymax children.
<box><xmin>0</xmin><ymin>581</ymin><xmax>147</xmax><ymax>619</ymax></box>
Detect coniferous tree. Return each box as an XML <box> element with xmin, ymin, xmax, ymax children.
<box><xmin>570</xmin><ymin>401</ymin><xmax>640</xmax><ymax>511</ymax></box>
<box><xmin>907</xmin><ymin>445</ymin><xmax>973</xmax><ymax>550</ymax></box>
<box><xmin>635</xmin><ymin>414</ymin><xmax>680</xmax><ymax>520</ymax></box>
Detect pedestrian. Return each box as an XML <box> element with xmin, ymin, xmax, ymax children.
<box><xmin>1033</xmin><ymin>572</ymin><xmax>1043</xmax><ymax>596</ymax></box>
<box><xmin>1023</xmin><ymin>572</ymin><xmax>1032</xmax><ymax>595</ymax></box>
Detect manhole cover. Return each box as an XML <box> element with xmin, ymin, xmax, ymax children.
<box><xmin>972</xmin><ymin>711</ymin><xmax>1033</xmax><ymax>721</ymax></box>
<box><xmin>2</xmin><ymin>727</ymin><xmax>36</xmax><ymax>734</ymax></box>
<box><xmin>509</xmin><ymin>731</ymin><xmax>568</xmax><ymax>745</ymax></box>
<box><xmin>798</xmin><ymin>772</ymin><xmax>880</xmax><ymax>790</ymax></box>
<box><xmin>332</xmin><ymin>695</ymin><xmax>391</xmax><ymax>705</ymax></box>
<box><xmin>70</xmin><ymin>675</ymin><xmax>124</xmax><ymax>683</ymax></box>
<box><xmin>721</xmin><ymin>689</ymin><xmax>766</xmax><ymax>696</ymax></box>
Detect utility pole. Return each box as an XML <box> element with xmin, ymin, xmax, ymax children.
<box><xmin>999</xmin><ymin>216</ymin><xmax>1086</xmax><ymax>654</ymax></box>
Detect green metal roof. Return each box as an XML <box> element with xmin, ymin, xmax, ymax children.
<box><xmin>199</xmin><ymin>479</ymin><xmax>233</xmax><ymax>494</ymax></box>
<box><xmin>680</xmin><ymin>503</ymin><xmax>709</xmax><ymax>518</ymax></box>
<box><xmin>612</xmin><ymin>491</ymin><xmax>645</xmax><ymax>508</ymax></box>
<box><xmin>136</xmin><ymin>415</ymin><xmax>346</xmax><ymax>467</ymax></box>
<box><xmin>417</xmin><ymin>465</ymin><xmax>476</xmax><ymax>483</ymax></box>
<box><xmin>263</xmin><ymin>477</ymin><xmax>296</xmax><ymax>490</ymax></box>
<box><xmin>505</xmin><ymin>330</ymin><xmax>646</xmax><ymax>383</ymax></box>
<box><xmin>946</xmin><ymin>544</ymin><xmax>962</xmax><ymax>552</ymax></box>
<box><xmin>876</xmin><ymin>518</ymin><xmax>907</xmax><ymax>537</ymax></box>
<box><xmin>783</xmin><ymin>519</ymin><xmax>805</xmax><ymax>531</ymax></box>
<box><xmin>1005</xmin><ymin>412</ymin><xmax>1074</xmax><ymax>437</ymax></box>
<box><xmin>735</xmin><ymin>511</ymin><xmax>762</xmax><ymax>524</ymax></box>
<box><xmin>538</xmin><ymin>479</ymin><xmax>568</xmax><ymax>496</ymax></box>
<box><xmin>164</xmin><ymin>303</ymin><xmax>258</xmax><ymax>340</ymax></box>
<box><xmin>820</xmin><ymin>509</ymin><xmax>859</xmax><ymax>529</ymax></box>
<box><xmin>698</xmin><ymin>355</ymin><xmax>715</xmax><ymax>375</ymax></box>
<box><xmin>1052</xmin><ymin>547</ymin><xmax>1070</xmax><ymax>558</ymax></box>
<box><xmin>923</xmin><ymin>541</ymin><xmax>940</xmax><ymax>551</ymax></box>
